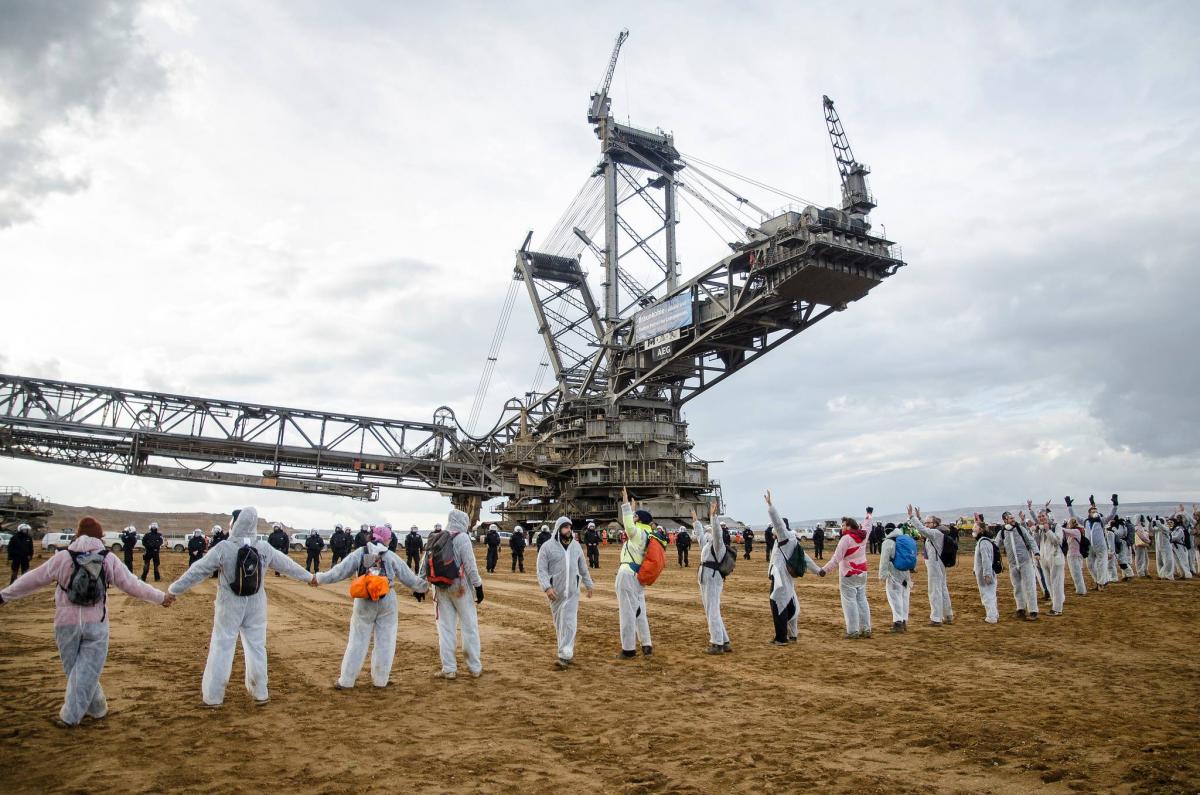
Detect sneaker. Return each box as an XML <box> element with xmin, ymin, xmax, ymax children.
<box><xmin>333</xmin><ymin>682</ymin><xmax>350</xmax><ymax>690</ymax></box>
<box><xmin>434</xmin><ymin>670</ymin><xmax>457</xmax><ymax>680</ymax></box>
<box><xmin>861</xmin><ymin>629</ymin><xmax>873</xmax><ymax>639</ymax></box>
<box><xmin>704</xmin><ymin>644</ymin><xmax>723</xmax><ymax>655</ymax></box>
<box><xmin>769</xmin><ymin>639</ymin><xmax>789</xmax><ymax>646</ymax></box>
<box><xmin>1014</xmin><ymin>609</ymin><xmax>1026</xmax><ymax>619</ymax></box>
<box><xmin>1027</xmin><ymin>613</ymin><xmax>1039</xmax><ymax>621</ymax></box>
<box><xmin>890</xmin><ymin>621</ymin><xmax>903</xmax><ymax>633</ymax></box>
<box><xmin>469</xmin><ymin>670</ymin><xmax>483</xmax><ymax>678</ymax></box>
<box><xmin>616</xmin><ymin>650</ymin><xmax>638</xmax><ymax>659</ymax></box>
<box><xmin>844</xmin><ymin>632</ymin><xmax>858</xmax><ymax>640</ymax></box>
<box><xmin>722</xmin><ymin>642</ymin><xmax>733</xmax><ymax>653</ymax></box>
<box><xmin>1049</xmin><ymin>610</ymin><xmax>1062</xmax><ymax>616</ymax></box>
<box><xmin>928</xmin><ymin>620</ymin><xmax>943</xmax><ymax>627</ymax></box>
<box><xmin>557</xmin><ymin>658</ymin><xmax>570</xmax><ymax>669</ymax></box>
<box><xmin>641</xmin><ymin>645</ymin><xmax>653</xmax><ymax>657</ymax></box>
<box><xmin>253</xmin><ymin>698</ymin><xmax>270</xmax><ymax>706</ymax></box>
<box><xmin>944</xmin><ymin>616</ymin><xmax>954</xmax><ymax>625</ymax></box>
<box><xmin>787</xmin><ymin>636</ymin><xmax>797</xmax><ymax>643</ymax></box>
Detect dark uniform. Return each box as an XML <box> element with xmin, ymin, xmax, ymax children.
<box><xmin>404</xmin><ymin>529</ymin><xmax>424</xmax><ymax>570</ymax></box>
<box><xmin>583</xmin><ymin>525</ymin><xmax>601</xmax><ymax>569</ymax></box>
<box><xmin>535</xmin><ymin>527</ymin><xmax>552</xmax><ymax>549</ymax></box>
<box><xmin>141</xmin><ymin>526</ymin><xmax>163</xmax><ymax>581</ymax></box>
<box><xmin>7</xmin><ymin>525</ymin><xmax>34</xmax><ymax>583</ymax></box>
<box><xmin>484</xmin><ymin>527</ymin><xmax>501</xmax><ymax>573</ymax></box>
<box><xmin>209</xmin><ymin>528</ymin><xmax>227</xmax><ymax>577</ymax></box>
<box><xmin>353</xmin><ymin>526</ymin><xmax>370</xmax><ymax>550</ymax></box>
<box><xmin>120</xmin><ymin>527</ymin><xmax>138</xmax><ymax>571</ymax></box>
<box><xmin>387</xmin><ymin>530</ymin><xmax>399</xmax><ymax>553</ymax></box>
<box><xmin>813</xmin><ymin>525</ymin><xmax>825</xmax><ymax>560</ymax></box>
<box><xmin>268</xmin><ymin>526</ymin><xmax>290</xmax><ymax>576</ymax></box>
<box><xmin>764</xmin><ymin>526</ymin><xmax>776</xmax><ymax>560</ymax></box>
<box><xmin>509</xmin><ymin>529</ymin><xmax>526</xmax><ymax>573</ymax></box>
<box><xmin>329</xmin><ymin>528</ymin><xmax>351</xmax><ymax>566</ymax></box>
<box><xmin>305</xmin><ymin>532</ymin><xmax>325</xmax><ymax>573</ymax></box>
<box><xmin>742</xmin><ymin>528</ymin><xmax>755</xmax><ymax>560</ymax></box>
<box><xmin>186</xmin><ymin>532</ymin><xmax>207</xmax><ymax>566</ymax></box>
<box><xmin>675</xmin><ymin>528</ymin><xmax>692</xmax><ymax>567</ymax></box>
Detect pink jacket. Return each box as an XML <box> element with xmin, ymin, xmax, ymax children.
<box><xmin>821</xmin><ymin>519</ymin><xmax>870</xmax><ymax>578</ymax></box>
<box><xmin>1</xmin><ymin>535</ymin><xmax>165</xmax><ymax>625</ymax></box>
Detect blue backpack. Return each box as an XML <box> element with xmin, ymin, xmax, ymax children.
<box><xmin>891</xmin><ymin>534</ymin><xmax>918</xmax><ymax>572</ymax></box>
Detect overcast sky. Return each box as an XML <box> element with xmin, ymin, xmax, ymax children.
<box><xmin>1</xmin><ymin>0</ymin><xmax>1197</xmax><ymax>529</ymax></box>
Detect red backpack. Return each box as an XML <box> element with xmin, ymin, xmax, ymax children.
<box><xmin>637</xmin><ymin>527</ymin><xmax>668</xmax><ymax>586</ymax></box>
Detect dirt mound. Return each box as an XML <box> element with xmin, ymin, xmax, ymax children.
<box><xmin>38</xmin><ymin>502</ymin><xmax>294</xmax><ymax>537</ymax></box>
<box><xmin>1</xmin><ymin>544</ymin><xmax>1196</xmax><ymax>792</ymax></box>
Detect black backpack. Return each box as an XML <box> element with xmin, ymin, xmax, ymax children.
<box><xmin>938</xmin><ymin>529</ymin><xmax>959</xmax><ymax>568</ymax></box>
<box><xmin>230</xmin><ymin>545</ymin><xmax>262</xmax><ymax>596</ymax></box>
<box><xmin>979</xmin><ymin>538</ymin><xmax>1002</xmax><ymax>575</ymax></box>
<box><xmin>1078</xmin><ymin>530</ymin><xmax>1091</xmax><ymax>557</ymax></box>
<box><xmin>63</xmin><ymin>550</ymin><xmax>109</xmax><ymax>606</ymax></box>
<box><xmin>703</xmin><ymin>546</ymin><xmax>737</xmax><ymax>579</ymax></box>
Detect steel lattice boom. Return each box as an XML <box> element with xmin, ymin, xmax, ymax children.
<box><xmin>1</xmin><ymin>32</ymin><xmax>906</xmax><ymax>527</ymax></box>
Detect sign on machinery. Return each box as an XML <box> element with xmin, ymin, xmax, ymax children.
<box><xmin>632</xmin><ymin>293</ymin><xmax>693</xmax><ymax>344</ymax></box>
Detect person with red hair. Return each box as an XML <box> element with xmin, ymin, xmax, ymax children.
<box><xmin>0</xmin><ymin>516</ymin><xmax>174</xmax><ymax>727</ymax></box>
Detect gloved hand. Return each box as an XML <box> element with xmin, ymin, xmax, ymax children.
<box><xmin>413</xmin><ymin>591</ymin><xmax>425</xmax><ymax>602</ymax></box>
<box><xmin>866</xmin><ymin>506</ymin><xmax>874</xmax><ymax>515</ymax></box>
<box><xmin>475</xmin><ymin>585</ymin><xmax>485</xmax><ymax>604</ymax></box>
<box><xmin>1111</xmin><ymin>493</ymin><xmax>1119</xmax><ymax>506</ymax></box>
<box><xmin>1064</xmin><ymin>496</ymin><xmax>1073</xmax><ymax>507</ymax></box>
<box><xmin>1088</xmin><ymin>494</ymin><xmax>1096</xmax><ymax>507</ymax></box>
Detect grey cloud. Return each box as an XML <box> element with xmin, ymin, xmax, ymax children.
<box><xmin>0</xmin><ymin>0</ymin><xmax>167</xmax><ymax>227</ymax></box>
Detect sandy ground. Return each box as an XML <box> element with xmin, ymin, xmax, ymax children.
<box><xmin>1</xmin><ymin>542</ymin><xmax>1197</xmax><ymax>794</ymax></box>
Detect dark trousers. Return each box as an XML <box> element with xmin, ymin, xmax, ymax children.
<box><xmin>677</xmin><ymin>546</ymin><xmax>689</xmax><ymax>567</ymax></box>
<box><xmin>766</xmin><ymin>541</ymin><xmax>775</xmax><ymax>559</ymax></box>
<box><xmin>123</xmin><ymin>550</ymin><xmax>135</xmax><ymax>571</ymax></box>
<box><xmin>187</xmin><ymin>552</ymin><xmax>203</xmax><ymax>567</ymax></box>
<box><xmin>587</xmin><ymin>545</ymin><xmax>600</xmax><ymax>568</ymax></box>
<box><xmin>743</xmin><ymin>544</ymin><xmax>752</xmax><ymax>560</ymax></box>
<box><xmin>306</xmin><ymin>551</ymin><xmax>321</xmax><ymax>573</ymax></box>
<box><xmin>486</xmin><ymin>546</ymin><xmax>498</xmax><ymax>572</ymax></box>
<box><xmin>814</xmin><ymin>541</ymin><xmax>824</xmax><ymax>560</ymax></box>
<box><xmin>141</xmin><ymin>552</ymin><xmax>160</xmax><ymax>581</ymax></box>
<box><xmin>770</xmin><ymin>588</ymin><xmax>797</xmax><ymax>642</ymax></box>
<box><xmin>10</xmin><ymin>559</ymin><xmax>30</xmax><ymax>584</ymax></box>
<box><xmin>511</xmin><ymin>550</ymin><xmax>524</xmax><ymax>572</ymax></box>
<box><xmin>404</xmin><ymin>551</ymin><xmax>418</xmax><ymax>570</ymax></box>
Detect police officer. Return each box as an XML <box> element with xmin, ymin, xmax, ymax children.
<box><xmin>510</xmin><ymin>526</ymin><xmax>527</xmax><ymax>573</ymax></box>
<box><xmin>268</xmin><ymin>523</ymin><xmax>290</xmax><ymax>576</ymax></box>
<box><xmin>583</xmin><ymin>521</ymin><xmax>602</xmax><ymax>569</ymax></box>
<box><xmin>120</xmin><ymin>525</ymin><xmax>139</xmax><ymax>571</ymax></box>
<box><xmin>7</xmin><ymin>523</ymin><xmax>34</xmax><ymax>583</ymax></box>
<box><xmin>329</xmin><ymin>524</ymin><xmax>350</xmax><ymax>566</ymax></box>
<box><xmin>353</xmin><ymin>524</ymin><xmax>370</xmax><ymax>550</ymax></box>
<box><xmin>535</xmin><ymin>524</ymin><xmax>552</xmax><ymax>550</ymax></box>
<box><xmin>386</xmin><ymin>524</ymin><xmax>399</xmax><ymax>553</ymax></box>
<box><xmin>675</xmin><ymin>525</ymin><xmax>692</xmax><ymax>567</ymax></box>
<box><xmin>141</xmin><ymin>522</ymin><xmax>164</xmax><ymax>581</ymax></box>
<box><xmin>742</xmin><ymin>526</ymin><xmax>754</xmax><ymax>560</ymax></box>
<box><xmin>484</xmin><ymin>524</ymin><xmax>502</xmax><ymax>573</ymax></box>
<box><xmin>813</xmin><ymin>524</ymin><xmax>825</xmax><ymax>560</ymax></box>
<box><xmin>208</xmin><ymin>523</ymin><xmax>226</xmax><ymax>578</ymax></box>
<box><xmin>186</xmin><ymin>529</ymin><xmax>207</xmax><ymax>567</ymax></box>
<box><xmin>305</xmin><ymin>529</ymin><xmax>325</xmax><ymax>573</ymax></box>
<box><xmin>403</xmin><ymin>525</ymin><xmax>424</xmax><ymax>570</ymax></box>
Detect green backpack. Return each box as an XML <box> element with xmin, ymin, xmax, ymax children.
<box><xmin>784</xmin><ymin>542</ymin><xmax>807</xmax><ymax>578</ymax></box>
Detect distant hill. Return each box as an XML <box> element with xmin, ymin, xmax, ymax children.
<box><xmin>35</xmin><ymin>502</ymin><xmax>296</xmax><ymax>538</ymax></box>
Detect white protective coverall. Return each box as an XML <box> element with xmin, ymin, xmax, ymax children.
<box><xmin>766</xmin><ymin>503</ymin><xmax>818</xmax><ymax>641</ymax></box>
<box><xmin>536</xmin><ymin>517</ymin><xmax>594</xmax><ymax>662</ymax></box>
<box><xmin>1105</xmin><ymin>527</ymin><xmax>1121</xmax><ymax>583</ymax></box>
<box><xmin>1113</xmin><ymin>522</ymin><xmax>1134</xmax><ymax>580</ymax></box>
<box><xmin>973</xmin><ymin>534</ymin><xmax>1000</xmax><ymax>623</ymax></box>
<box><xmin>1036</xmin><ymin>521</ymin><xmax>1066</xmax><ymax>614</ymax></box>
<box><xmin>877</xmin><ymin>528</ymin><xmax>912</xmax><ymax>625</ymax></box>
<box><xmin>317</xmin><ymin>543</ymin><xmax>427</xmax><ymax>688</ymax></box>
<box><xmin>1071</xmin><ymin>506</ymin><xmax>1113</xmax><ymax>588</ymax></box>
<box><xmin>1187</xmin><ymin>514</ymin><xmax>1200</xmax><ymax>574</ymax></box>
<box><xmin>615</xmin><ymin>503</ymin><xmax>653</xmax><ymax>652</ymax></box>
<box><xmin>1133</xmin><ymin>523</ymin><xmax>1151</xmax><ymax>577</ymax></box>
<box><xmin>997</xmin><ymin>520</ymin><xmax>1041</xmax><ymax>616</ymax></box>
<box><xmin>695</xmin><ymin>518</ymin><xmax>730</xmax><ymax>647</ymax></box>
<box><xmin>1169</xmin><ymin>525</ymin><xmax>1193</xmax><ymax>579</ymax></box>
<box><xmin>917</xmin><ymin>522</ymin><xmax>954</xmax><ymax>623</ymax></box>
<box><xmin>1062</xmin><ymin>526</ymin><xmax>1088</xmax><ymax>595</ymax></box>
<box><xmin>420</xmin><ymin>509</ymin><xmax>484</xmax><ymax>676</ymax></box>
<box><xmin>168</xmin><ymin>507</ymin><xmax>312</xmax><ymax>705</ymax></box>
<box><xmin>1154</xmin><ymin>521</ymin><xmax>1175</xmax><ymax>579</ymax></box>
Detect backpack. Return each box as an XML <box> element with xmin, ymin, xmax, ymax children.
<box><xmin>637</xmin><ymin>528</ymin><xmax>668</xmax><ymax>586</ymax></box>
<box><xmin>938</xmin><ymin>529</ymin><xmax>959</xmax><ymax>568</ymax></box>
<box><xmin>425</xmin><ymin>531</ymin><xmax>462</xmax><ymax>588</ymax></box>
<box><xmin>979</xmin><ymin>537</ymin><xmax>1002</xmax><ymax>574</ymax></box>
<box><xmin>891</xmin><ymin>534</ymin><xmax>918</xmax><ymax>572</ymax></box>
<box><xmin>230</xmin><ymin>545</ymin><xmax>262</xmax><ymax>596</ymax></box>
<box><xmin>1183</xmin><ymin>526</ymin><xmax>1193</xmax><ymax>550</ymax></box>
<box><xmin>63</xmin><ymin>550</ymin><xmax>109</xmax><ymax>606</ymax></box>
<box><xmin>783</xmin><ymin>542</ymin><xmax>808</xmax><ymax>578</ymax></box>
<box><xmin>1078</xmin><ymin>531</ymin><xmax>1091</xmax><ymax>557</ymax></box>
<box><xmin>703</xmin><ymin>546</ymin><xmax>737</xmax><ymax>579</ymax></box>
<box><xmin>351</xmin><ymin>550</ymin><xmax>391</xmax><ymax>600</ymax></box>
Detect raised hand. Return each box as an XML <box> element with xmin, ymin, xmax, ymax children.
<box><xmin>622</xmin><ymin>486</ymin><xmax>629</xmax><ymax>505</ymax></box>
<box><xmin>1027</xmin><ymin>499</ymin><xmax>1033</xmax><ymax>510</ymax></box>
<box><xmin>906</xmin><ymin>503</ymin><xmax>913</xmax><ymax>518</ymax></box>
<box><xmin>690</xmin><ymin>508</ymin><xmax>699</xmax><ymax>524</ymax></box>
<box><xmin>764</xmin><ymin>490</ymin><xmax>773</xmax><ymax>506</ymax></box>
<box><xmin>710</xmin><ymin>500</ymin><xmax>718</xmax><ymax>518</ymax></box>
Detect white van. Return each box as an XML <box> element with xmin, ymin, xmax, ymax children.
<box><xmin>41</xmin><ymin>532</ymin><xmax>75</xmax><ymax>552</ymax></box>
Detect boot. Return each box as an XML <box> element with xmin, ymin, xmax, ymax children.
<box><xmin>890</xmin><ymin>621</ymin><xmax>903</xmax><ymax>633</ymax></box>
<box><xmin>704</xmin><ymin>644</ymin><xmax>723</xmax><ymax>655</ymax></box>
